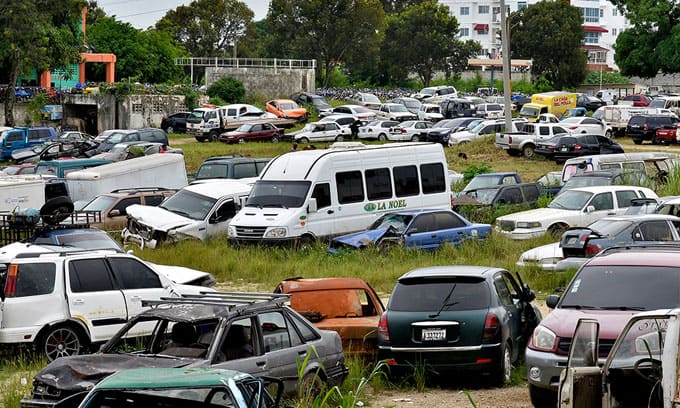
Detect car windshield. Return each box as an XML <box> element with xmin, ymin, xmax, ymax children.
<box><xmin>54</xmin><ymin>231</ymin><xmax>122</xmax><ymax>251</ymax></box>
<box><xmin>369</xmin><ymin>214</ymin><xmax>414</xmax><ymax>233</ymax></box>
<box><xmin>35</xmin><ymin>165</ymin><xmax>58</xmax><ymax>175</ymax></box>
<box><xmin>160</xmin><ymin>189</ymin><xmax>217</xmax><ymax>220</ymax></box>
<box><xmin>402</xmin><ymin>99</ymin><xmax>420</xmax><ymax>109</ymax></box>
<box><xmin>280</xmin><ymin>102</ymin><xmax>298</xmax><ymax>110</ymax></box>
<box><xmin>390</xmin><ymin>105</ymin><xmax>409</xmax><ymax>112</ymax></box>
<box><xmin>82</xmin><ymin>195</ymin><xmax>118</xmax><ymax>212</ymax></box>
<box><xmin>465</xmin><ymin>120</ymin><xmax>482</xmax><ymax>130</ymax></box>
<box><xmin>84</xmin><ymin>386</ymin><xmax>237</xmax><ymax>407</ymax></box>
<box><xmin>246</xmin><ymin>180</ymin><xmax>311</xmax><ymax>208</ymax></box>
<box><xmin>354</xmin><ymin>106</ymin><xmax>372</xmax><ymax>113</ymax></box>
<box><xmin>649</xmin><ymin>99</ymin><xmax>666</xmax><ymax>109</ymax></box>
<box><xmin>467</xmin><ymin>188</ymin><xmax>498</xmax><ymax>204</ymax></box>
<box><xmin>548</xmin><ymin>190</ymin><xmax>593</xmax><ymax>210</ymax></box>
<box><xmin>560</xmin><ymin>265</ymin><xmax>680</xmax><ymax>310</ymax></box>
<box><xmin>362</xmin><ymin>94</ymin><xmax>381</xmax><ymax>103</ymax></box>
<box><xmin>310</xmin><ymin>96</ymin><xmax>329</xmax><ymax>106</ymax></box>
<box><xmin>464</xmin><ymin>175</ymin><xmax>501</xmax><ymax>191</ymax></box>
<box><xmin>389</xmin><ymin>277</ymin><xmax>490</xmax><ymax>312</ymax></box>
<box><xmin>400</xmin><ymin>121</ymin><xmax>416</xmax><ymax>128</ymax></box>
<box><xmin>105</xmin><ymin>132</ymin><xmax>132</xmax><ymax>144</ymax></box>
<box><xmin>586</xmin><ymin>219</ymin><xmax>633</xmax><ymax>236</ymax></box>
<box><xmin>109</xmin><ymin>144</ymin><xmax>131</xmax><ymax>153</ymax></box>
<box><xmin>420</xmin><ymin>89</ymin><xmax>435</xmax><ymax>96</ymax></box>
<box><xmin>190</xmin><ymin>110</ymin><xmax>206</xmax><ymax>120</ymax></box>
<box><xmin>235</xmin><ymin>124</ymin><xmax>253</xmax><ymax>132</ymax></box>
<box><xmin>561</xmin><ymin>176</ymin><xmax>610</xmax><ymax>189</ymax></box>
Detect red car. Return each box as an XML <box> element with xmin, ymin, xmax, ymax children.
<box><xmin>621</xmin><ymin>93</ymin><xmax>652</xmax><ymax>107</ymax></box>
<box><xmin>655</xmin><ymin>124</ymin><xmax>680</xmax><ymax>145</ymax></box>
<box><xmin>218</xmin><ymin>122</ymin><xmax>284</xmax><ymax>144</ymax></box>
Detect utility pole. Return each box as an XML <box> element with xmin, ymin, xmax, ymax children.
<box><xmin>500</xmin><ymin>0</ymin><xmax>512</xmax><ymax>132</ymax></box>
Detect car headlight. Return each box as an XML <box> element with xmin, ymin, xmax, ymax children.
<box><xmin>516</xmin><ymin>221</ymin><xmax>542</xmax><ymax>229</ymax></box>
<box><xmin>532</xmin><ymin>326</ymin><xmax>557</xmax><ymax>352</ymax></box>
<box><xmin>449</xmin><ymin>137</ymin><xmax>458</xmax><ymax>144</ymax></box>
<box><xmin>264</xmin><ymin>227</ymin><xmax>287</xmax><ymax>238</ymax></box>
<box><xmin>227</xmin><ymin>225</ymin><xmax>236</xmax><ymax>237</ymax></box>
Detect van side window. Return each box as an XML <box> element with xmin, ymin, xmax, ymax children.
<box><xmin>69</xmin><ymin>259</ymin><xmax>116</xmax><ymax>292</ymax></box>
<box><xmin>109</xmin><ymin>257</ymin><xmax>162</xmax><ymax>289</ymax></box>
<box><xmin>13</xmin><ymin>263</ymin><xmax>56</xmax><ymax>297</ymax></box>
<box><xmin>312</xmin><ymin>183</ymin><xmax>331</xmax><ymax>209</ymax></box>
<box><xmin>336</xmin><ymin>171</ymin><xmax>364</xmax><ymax>204</ymax></box>
<box><xmin>420</xmin><ymin>163</ymin><xmax>446</xmax><ymax>194</ymax></box>
<box><xmin>365</xmin><ymin>168</ymin><xmax>392</xmax><ymax>200</ymax></box>
<box><xmin>394</xmin><ymin>165</ymin><xmax>419</xmax><ymax>197</ymax></box>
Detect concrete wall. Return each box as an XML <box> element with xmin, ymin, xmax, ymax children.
<box><xmin>0</xmin><ymin>104</ymin><xmax>33</xmax><ymax>127</ymax></box>
<box><xmin>206</xmin><ymin>67</ymin><xmax>315</xmax><ymax>99</ymax></box>
<box><xmin>119</xmin><ymin>94</ymin><xmax>188</xmax><ymax>129</ymax></box>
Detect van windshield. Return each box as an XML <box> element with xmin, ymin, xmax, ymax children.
<box><xmin>520</xmin><ymin>106</ymin><xmax>539</xmax><ymax>117</ymax></box>
<box><xmin>247</xmin><ymin>180</ymin><xmax>311</xmax><ymax>208</ymax></box>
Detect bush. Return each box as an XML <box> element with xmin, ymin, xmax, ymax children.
<box><xmin>207</xmin><ymin>77</ymin><xmax>245</xmax><ymax>104</ymax></box>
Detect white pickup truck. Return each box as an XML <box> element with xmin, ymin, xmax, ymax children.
<box><xmin>495</xmin><ymin>122</ymin><xmax>571</xmax><ymax>158</ymax></box>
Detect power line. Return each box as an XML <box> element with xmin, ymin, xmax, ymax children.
<box><xmin>117</xmin><ymin>7</ymin><xmax>174</xmax><ymax>18</ymax></box>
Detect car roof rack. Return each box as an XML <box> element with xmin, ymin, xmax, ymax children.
<box><xmin>13</xmin><ymin>248</ymin><xmax>119</xmax><ymax>258</ymax></box>
<box><xmin>109</xmin><ymin>187</ymin><xmax>174</xmax><ymax>194</ymax></box>
<box><xmin>142</xmin><ymin>292</ymin><xmax>291</xmax><ymax>314</ymax></box>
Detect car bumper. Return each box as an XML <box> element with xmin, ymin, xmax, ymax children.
<box><xmin>496</xmin><ymin>227</ymin><xmax>546</xmax><ymax>240</ymax></box>
<box><xmin>121</xmin><ymin>228</ymin><xmax>158</xmax><ymax>249</ymax></box>
<box><xmin>326</xmin><ymin>363</ymin><xmax>350</xmax><ymax>386</ymax></box>
<box><xmin>21</xmin><ymin>399</ymin><xmax>59</xmax><ymax>408</ymax></box>
<box><xmin>378</xmin><ymin>342</ymin><xmax>501</xmax><ymax>372</ymax></box>
<box><xmin>525</xmin><ymin>347</ymin><xmax>567</xmax><ymax>391</ymax></box>
<box><xmin>0</xmin><ymin>327</ymin><xmax>39</xmax><ymax>344</ymax></box>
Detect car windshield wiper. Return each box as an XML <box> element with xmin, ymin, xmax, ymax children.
<box><xmin>169</xmin><ymin>209</ymin><xmax>192</xmax><ymax>218</ymax></box>
<box><xmin>560</xmin><ymin>304</ymin><xmax>600</xmax><ymax>309</ymax></box>
<box><xmin>429</xmin><ymin>283</ymin><xmax>457</xmax><ymax>318</ymax></box>
<box><xmin>599</xmin><ymin>306</ymin><xmax>646</xmax><ymax>311</ymax></box>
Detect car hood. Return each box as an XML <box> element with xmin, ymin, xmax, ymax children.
<box><xmin>498</xmin><ymin>207</ymin><xmax>578</xmax><ymax>223</ymax></box>
<box><xmin>149</xmin><ymin>263</ymin><xmax>216</xmax><ymax>287</ymax></box>
<box><xmin>126</xmin><ymin>204</ymin><xmax>198</xmax><ymax>232</ymax></box>
<box><xmin>231</xmin><ymin>207</ymin><xmax>301</xmax><ymax>227</ymax></box>
<box><xmin>11</xmin><ymin>147</ymin><xmax>40</xmax><ymax>161</ymax></box>
<box><xmin>34</xmin><ymin>354</ymin><xmax>192</xmax><ymax>392</ymax></box>
<box><xmin>330</xmin><ymin>227</ymin><xmax>393</xmax><ymax>249</ymax></box>
<box><xmin>540</xmin><ymin>308</ymin><xmax>639</xmax><ymax>340</ymax></box>
<box><xmin>281</xmin><ymin>108</ymin><xmax>308</xmax><ymax>117</ymax></box>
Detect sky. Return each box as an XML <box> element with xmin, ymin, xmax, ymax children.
<box><xmin>97</xmin><ymin>0</ymin><xmax>270</xmax><ymax>30</ymax></box>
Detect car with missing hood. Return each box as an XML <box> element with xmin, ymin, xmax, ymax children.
<box><xmin>265</xmin><ymin>99</ymin><xmax>308</xmax><ymax>122</ymax></box>
<box><xmin>22</xmin><ymin>292</ymin><xmax>348</xmax><ymax>406</ymax></box>
<box><xmin>122</xmin><ymin>180</ymin><xmax>252</xmax><ymax>248</ymax></box>
<box><xmin>328</xmin><ymin>209</ymin><xmax>491</xmax><ymax>252</ymax></box>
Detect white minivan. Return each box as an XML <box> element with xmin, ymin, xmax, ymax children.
<box><xmin>227</xmin><ymin>142</ymin><xmax>451</xmax><ymax>244</ymax></box>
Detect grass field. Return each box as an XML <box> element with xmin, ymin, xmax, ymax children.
<box><xmin>2</xmin><ymin>131</ymin><xmax>679</xmax><ymax>407</ymax></box>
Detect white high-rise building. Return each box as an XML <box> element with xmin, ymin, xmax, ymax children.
<box><xmin>441</xmin><ymin>0</ymin><xmax>630</xmax><ymax>70</ymax></box>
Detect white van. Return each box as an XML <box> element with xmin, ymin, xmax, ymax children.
<box><xmin>561</xmin><ymin>152</ymin><xmax>680</xmax><ymax>183</ymax></box>
<box><xmin>227</xmin><ymin>142</ymin><xmax>451</xmax><ymax>244</ymax></box>
<box><xmin>648</xmin><ymin>96</ymin><xmax>680</xmax><ymax>115</ymax></box>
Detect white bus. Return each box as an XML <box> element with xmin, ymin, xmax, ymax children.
<box><xmin>227</xmin><ymin>142</ymin><xmax>451</xmax><ymax>244</ymax></box>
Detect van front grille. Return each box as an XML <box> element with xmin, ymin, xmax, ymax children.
<box><xmin>235</xmin><ymin>226</ymin><xmax>267</xmax><ymax>238</ymax></box>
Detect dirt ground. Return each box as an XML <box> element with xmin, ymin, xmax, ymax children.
<box><xmin>368</xmin><ymin>385</ymin><xmax>531</xmax><ymax>408</ymax></box>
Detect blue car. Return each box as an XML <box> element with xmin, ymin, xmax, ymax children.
<box><xmin>328</xmin><ymin>209</ymin><xmax>491</xmax><ymax>252</ymax></box>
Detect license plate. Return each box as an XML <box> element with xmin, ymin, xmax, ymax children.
<box><xmin>422</xmin><ymin>328</ymin><xmax>446</xmax><ymax>341</ymax></box>
<box><xmin>561</xmin><ymin>147</ymin><xmax>569</xmax><ymax>152</ymax></box>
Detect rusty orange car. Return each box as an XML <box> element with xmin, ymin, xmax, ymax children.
<box><xmin>274</xmin><ymin>277</ymin><xmax>384</xmax><ymax>358</ymax></box>
<box><xmin>265</xmin><ymin>99</ymin><xmax>308</xmax><ymax>122</ymax></box>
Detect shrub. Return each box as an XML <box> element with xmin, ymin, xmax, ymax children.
<box><xmin>207</xmin><ymin>77</ymin><xmax>245</xmax><ymax>104</ymax></box>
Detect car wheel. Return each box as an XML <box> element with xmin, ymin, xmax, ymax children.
<box><xmin>548</xmin><ymin>223</ymin><xmax>568</xmax><ymax>238</ymax></box>
<box><xmin>490</xmin><ymin>342</ymin><xmax>512</xmax><ymax>387</ymax></box>
<box><xmin>195</xmin><ymin>136</ymin><xmax>206</xmax><ymax>142</ymax></box>
<box><xmin>411</xmin><ymin>135</ymin><xmax>420</xmax><ymax>142</ymax></box>
<box><xmin>378</xmin><ymin>133</ymin><xmax>387</xmax><ymax>141</ymax></box>
<box><xmin>238</xmin><ymin>137</ymin><xmax>245</xmax><ymax>144</ymax></box>
<box><xmin>507</xmin><ymin>148</ymin><xmax>520</xmax><ymax>157</ymax></box>
<box><xmin>299</xmin><ymin>137</ymin><xmax>309</xmax><ymax>144</ymax></box>
<box><xmin>633</xmin><ymin>138</ymin><xmax>642</xmax><ymax>145</ymax></box>
<box><xmin>335</xmin><ymin>135</ymin><xmax>344</xmax><ymax>142</ymax></box>
<box><xmin>529</xmin><ymin>384</ymin><xmax>558</xmax><ymax>408</ymax></box>
<box><xmin>299</xmin><ymin>371</ymin><xmax>326</xmax><ymax>402</ymax></box>
<box><xmin>166</xmin><ymin>125</ymin><xmax>174</xmax><ymax>134</ymax></box>
<box><xmin>271</xmin><ymin>136</ymin><xmax>280</xmax><ymax>143</ymax></box>
<box><xmin>651</xmin><ymin>136</ymin><xmax>658</xmax><ymax>145</ymax></box>
<box><xmin>209</xmin><ymin>131</ymin><xmax>219</xmax><ymax>142</ymax></box>
<box><xmin>522</xmin><ymin>145</ymin><xmax>535</xmax><ymax>158</ymax></box>
<box><xmin>40</xmin><ymin>325</ymin><xmax>85</xmax><ymax>362</ymax></box>
<box><xmin>378</xmin><ymin>240</ymin><xmax>398</xmax><ymax>255</ymax></box>
<box><xmin>40</xmin><ymin>196</ymin><xmax>74</xmax><ymax>225</ymax></box>
<box><xmin>295</xmin><ymin>234</ymin><xmax>316</xmax><ymax>251</ymax></box>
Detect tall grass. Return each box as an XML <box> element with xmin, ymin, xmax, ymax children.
<box><xmin>0</xmin><ymin>353</ymin><xmax>46</xmax><ymax>408</ymax></box>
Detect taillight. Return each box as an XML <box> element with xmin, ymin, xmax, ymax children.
<box><xmin>643</xmin><ymin>123</ymin><xmax>648</xmax><ymax>131</ymax></box>
<box><xmin>378</xmin><ymin>312</ymin><xmax>390</xmax><ymax>342</ymax></box>
<box><xmin>483</xmin><ymin>313</ymin><xmax>500</xmax><ymax>340</ymax></box>
<box><xmin>401</xmin><ymin>129</ymin><xmax>407</xmax><ymax>133</ymax></box>
<box><xmin>508</xmin><ymin>136</ymin><xmax>513</xmax><ymax>143</ymax></box>
<box><xmin>585</xmin><ymin>242</ymin><xmax>602</xmax><ymax>256</ymax></box>
<box><xmin>574</xmin><ymin>144</ymin><xmax>582</xmax><ymax>151</ymax></box>
<box><xmin>4</xmin><ymin>264</ymin><xmax>18</xmax><ymax>298</ymax></box>
<box><xmin>569</xmin><ymin>126</ymin><xmax>578</xmax><ymax>130</ymax></box>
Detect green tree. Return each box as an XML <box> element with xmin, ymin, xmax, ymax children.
<box><xmin>263</xmin><ymin>0</ymin><xmax>386</xmax><ymax>87</ymax></box>
<box><xmin>381</xmin><ymin>0</ymin><xmax>475</xmax><ymax>86</ymax></box>
<box><xmin>610</xmin><ymin>0</ymin><xmax>680</xmax><ymax>77</ymax></box>
<box><xmin>0</xmin><ymin>0</ymin><xmax>86</xmax><ymax>126</ymax></box>
<box><xmin>510</xmin><ymin>2</ymin><xmax>587</xmax><ymax>89</ymax></box>
<box><xmin>155</xmin><ymin>0</ymin><xmax>255</xmax><ymax>57</ymax></box>
<box><xmin>207</xmin><ymin>77</ymin><xmax>245</xmax><ymax>103</ymax></box>
<box><xmin>86</xmin><ymin>17</ymin><xmax>186</xmax><ymax>83</ymax></box>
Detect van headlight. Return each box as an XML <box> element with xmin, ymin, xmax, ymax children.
<box><xmin>227</xmin><ymin>225</ymin><xmax>236</xmax><ymax>237</ymax></box>
<box><xmin>516</xmin><ymin>221</ymin><xmax>541</xmax><ymax>228</ymax></box>
<box><xmin>532</xmin><ymin>326</ymin><xmax>557</xmax><ymax>352</ymax></box>
<box><xmin>265</xmin><ymin>227</ymin><xmax>287</xmax><ymax>238</ymax></box>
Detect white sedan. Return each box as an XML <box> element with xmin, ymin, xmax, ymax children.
<box><xmin>293</xmin><ymin>121</ymin><xmax>350</xmax><ymax>143</ymax></box>
<box><xmin>388</xmin><ymin>120</ymin><xmax>433</xmax><ymax>141</ymax></box>
<box><xmin>560</xmin><ymin>116</ymin><xmax>613</xmax><ymax>137</ymax></box>
<box><xmin>358</xmin><ymin>120</ymin><xmax>399</xmax><ymax>141</ymax></box>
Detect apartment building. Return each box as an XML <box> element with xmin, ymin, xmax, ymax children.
<box><xmin>441</xmin><ymin>0</ymin><xmax>630</xmax><ymax>70</ymax></box>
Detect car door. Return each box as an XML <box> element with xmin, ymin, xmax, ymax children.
<box><xmin>492</xmin><ymin>272</ymin><xmax>523</xmax><ymax>347</ymax></box>
<box><xmin>583</xmin><ymin>191</ymin><xmax>615</xmax><ymax>225</ymax></box>
<box><xmin>212</xmin><ymin>316</ymin><xmax>271</xmax><ymax>378</ymax></box>
<box><xmin>557</xmin><ymin>319</ymin><xmax>601</xmax><ymax>408</ymax></box>
<box><xmin>206</xmin><ymin>197</ymin><xmax>240</xmax><ymax>238</ymax></box>
<box><xmin>107</xmin><ymin>256</ymin><xmax>170</xmax><ymax>317</ymax></box>
<box><xmin>403</xmin><ymin>213</ymin><xmax>440</xmax><ymax>249</ymax></box>
<box><xmin>249</xmin><ymin>124</ymin><xmax>263</xmax><ymax>141</ymax></box>
<box><xmin>65</xmin><ymin>257</ymin><xmax>128</xmax><ymax>342</ymax></box>
<box><xmin>430</xmin><ymin>211</ymin><xmax>472</xmax><ymax>247</ymax></box>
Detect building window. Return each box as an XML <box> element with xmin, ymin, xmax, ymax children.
<box><xmin>612</xmin><ymin>28</ymin><xmax>617</xmax><ymax>35</ymax></box>
<box><xmin>479</xmin><ymin>5</ymin><xmax>489</xmax><ymax>14</ymax></box>
<box><xmin>581</xmin><ymin>7</ymin><xmax>600</xmax><ymax>23</ymax></box>
<box><xmin>460</xmin><ymin>6</ymin><xmax>469</xmax><ymax>15</ymax></box>
<box><xmin>518</xmin><ymin>1</ymin><xmax>527</xmax><ymax>10</ymax></box>
<box><xmin>460</xmin><ymin>27</ymin><xmax>470</xmax><ymax>36</ymax></box>
<box><xmin>612</xmin><ymin>8</ymin><xmax>618</xmax><ymax>16</ymax></box>
<box><xmin>600</xmin><ymin>8</ymin><xmax>604</xmax><ymax>17</ymax></box>
<box><xmin>588</xmin><ymin>51</ymin><xmax>607</xmax><ymax>64</ymax></box>
<box><xmin>492</xmin><ymin>6</ymin><xmax>500</xmax><ymax>15</ymax></box>
<box><xmin>584</xmin><ymin>31</ymin><xmax>600</xmax><ymax>44</ymax></box>
<box><xmin>478</xmin><ymin>27</ymin><xmax>489</xmax><ymax>35</ymax></box>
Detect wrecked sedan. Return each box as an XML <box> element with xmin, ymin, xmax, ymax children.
<box><xmin>274</xmin><ymin>277</ymin><xmax>385</xmax><ymax>358</ymax></box>
<box><xmin>328</xmin><ymin>209</ymin><xmax>491</xmax><ymax>253</ymax></box>
<box><xmin>22</xmin><ymin>293</ymin><xmax>348</xmax><ymax>407</ymax></box>
<box><xmin>122</xmin><ymin>180</ymin><xmax>252</xmax><ymax>248</ymax></box>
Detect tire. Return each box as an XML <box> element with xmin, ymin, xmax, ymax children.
<box><xmin>411</xmin><ymin>135</ymin><xmax>420</xmax><ymax>142</ymax></box>
<box><xmin>209</xmin><ymin>131</ymin><xmax>219</xmax><ymax>142</ymax></box>
<box><xmin>651</xmin><ymin>136</ymin><xmax>658</xmax><ymax>145</ymax></box>
<box><xmin>40</xmin><ymin>196</ymin><xmax>74</xmax><ymax>225</ymax></box>
<box><xmin>299</xmin><ymin>371</ymin><xmax>326</xmax><ymax>401</ymax></box>
<box><xmin>378</xmin><ymin>133</ymin><xmax>387</xmax><ymax>141</ymax></box>
<box><xmin>490</xmin><ymin>342</ymin><xmax>512</xmax><ymax>387</ymax></box>
<box><xmin>195</xmin><ymin>136</ymin><xmax>207</xmax><ymax>142</ymax></box>
<box><xmin>39</xmin><ymin>325</ymin><xmax>85</xmax><ymax>362</ymax></box>
<box><xmin>166</xmin><ymin>125</ymin><xmax>174</xmax><ymax>134</ymax></box>
<box><xmin>299</xmin><ymin>137</ymin><xmax>309</xmax><ymax>144</ymax></box>
<box><xmin>335</xmin><ymin>135</ymin><xmax>344</xmax><ymax>142</ymax></box>
<box><xmin>271</xmin><ymin>136</ymin><xmax>280</xmax><ymax>143</ymax></box>
<box><xmin>633</xmin><ymin>138</ymin><xmax>642</xmax><ymax>145</ymax></box>
<box><xmin>522</xmin><ymin>144</ymin><xmax>535</xmax><ymax>158</ymax></box>
<box><xmin>295</xmin><ymin>234</ymin><xmax>315</xmax><ymax>251</ymax></box>
<box><xmin>548</xmin><ymin>223</ymin><xmax>568</xmax><ymax>238</ymax></box>
<box><xmin>528</xmin><ymin>384</ymin><xmax>557</xmax><ymax>408</ymax></box>
<box><xmin>238</xmin><ymin>137</ymin><xmax>245</xmax><ymax>144</ymax></box>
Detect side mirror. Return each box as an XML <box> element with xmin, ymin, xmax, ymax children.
<box><xmin>109</xmin><ymin>209</ymin><xmax>121</xmax><ymax>217</ymax></box>
<box><xmin>307</xmin><ymin>198</ymin><xmax>318</xmax><ymax>213</ymax></box>
<box><xmin>546</xmin><ymin>294</ymin><xmax>560</xmax><ymax>309</ymax></box>
<box><xmin>585</xmin><ymin>205</ymin><xmax>595</xmax><ymax>213</ymax></box>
